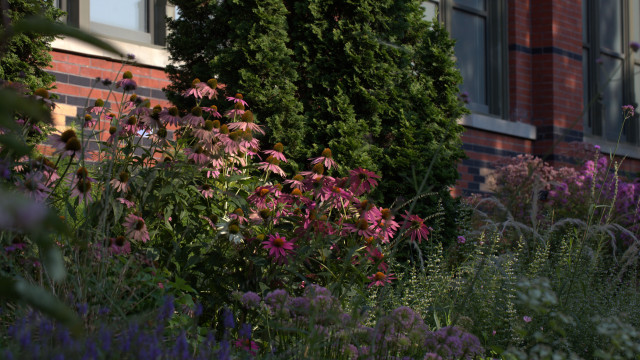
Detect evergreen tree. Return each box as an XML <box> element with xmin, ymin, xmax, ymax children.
<box><xmin>166</xmin><ymin>0</ymin><xmax>467</xmax><ymax>237</ymax></box>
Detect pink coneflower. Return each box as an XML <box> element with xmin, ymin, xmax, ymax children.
<box><xmin>109</xmin><ymin>236</ymin><xmax>131</xmax><ymax>256</ymax></box>
<box><xmin>401</xmin><ymin>212</ymin><xmax>430</xmax><ymax>243</ymax></box>
<box><xmin>70</xmin><ymin>177</ymin><xmax>94</xmax><ymax>203</ymax></box>
<box><xmin>117</xmin><ymin>197</ymin><xmax>136</xmax><ymax>209</ymax></box>
<box><xmin>366</xmin><ymin>246</ymin><xmax>388</xmax><ymax>272</ymax></box>
<box><xmin>83</xmin><ymin>114</ymin><xmax>97</xmax><ymax>128</ymax></box>
<box><xmin>183</xmin><ymin>106</ymin><xmax>205</xmax><ymax>127</ymax></box>
<box><xmin>227</xmin><ymin>110</ymin><xmax>265</xmax><ymax>135</ymax></box>
<box><xmin>262</xmin><ymin>233</ymin><xmax>294</xmax><ymax>264</ymax></box>
<box><xmin>184</xmin><ymin>146</ymin><xmax>209</xmax><ymax>165</ymax></box>
<box><xmin>200</xmin><ymin>78</ymin><xmax>226</xmax><ymax>100</ymax></box>
<box><xmin>56</xmin><ymin>136</ymin><xmax>82</xmax><ymax>158</ymax></box>
<box><xmin>194</xmin><ymin>125</ymin><xmax>217</xmax><ymax>145</ymax></box>
<box><xmin>263</xmin><ymin>143</ymin><xmax>287</xmax><ymax>163</ymax></box>
<box><xmin>349</xmin><ymin>167</ymin><xmax>380</xmax><ymax>195</ymax></box>
<box><xmin>17</xmin><ymin>172</ymin><xmax>50</xmax><ymax>203</ymax></box>
<box><xmin>202</xmin><ymin>105</ymin><xmax>222</xmax><ymax>118</ymax></box>
<box><xmin>123</xmin><ymin>213</ymin><xmax>150</xmax><ymax>243</ymax></box>
<box><xmin>224</xmin><ymin>102</ymin><xmax>246</xmax><ymax>118</ymax></box>
<box><xmin>229</xmin><ymin>208</ymin><xmax>249</xmax><ymax>225</ymax></box>
<box><xmin>182</xmin><ymin>78</ymin><xmax>204</xmax><ymax>99</ymax></box>
<box><xmin>226</xmin><ymin>93</ymin><xmax>249</xmax><ymax>107</ymax></box>
<box><xmin>343</xmin><ymin>217</ymin><xmax>375</xmax><ymax>238</ymax></box>
<box><xmin>284</xmin><ymin>174</ymin><xmax>307</xmax><ymax>190</ymax></box>
<box><xmin>257</xmin><ymin>156</ymin><xmax>287</xmax><ymax>177</ymax></box>
<box><xmin>120</xmin><ymin>115</ymin><xmax>141</xmax><ymax>135</ymax></box>
<box><xmin>159</xmin><ymin>106</ymin><xmax>182</xmax><ymax>126</ymax></box>
<box><xmin>356</xmin><ymin>199</ymin><xmax>382</xmax><ymax>223</ymax></box>
<box><xmin>49</xmin><ymin>129</ymin><xmax>78</xmax><ymax>152</ymax></box>
<box><xmin>367</xmin><ymin>271</ymin><xmax>395</xmax><ymax>288</ymax></box>
<box><xmin>110</xmin><ymin>171</ymin><xmax>130</xmax><ymax>193</ymax></box>
<box><xmin>240</xmin><ymin>131</ymin><xmax>260</xmax><ymax>156</ymax></box>
<box><xmin>376</xmin><ymin>208</ymin><xmax>399</xmax><ymax>243</ymax></box>
<box><xmin>116</xmin><ymin>71</ymin><xmax>137</xmax><ymax>91</ymax></box>
<box><xmin>140</xmin><ymin>105</ymin><xmax>163</xmax><ymax>130</ymax></box>
<box><xmin>106</xmin><ymin>126</ymin><xmax>120</xmax><ymax>145</ymax></box>
<box><xmin>87</xmin><ymin>98</ymin><xmax>106</xmax><ymax>115</ymax></box>
<box><xmin>123</xmin><ymin>93</ymin><xmax>142</xmax><ymax>109</ymax></box>
<box><xmin>149</xmin><ymin>127</ymin><xmax>170</xmax><ymax>147</ymax></box>
<box><xmin>221</xmin><ymin>130</ymin><xmax>243</xmax><ymax>156</ymax></box>
<box><xmin>198</xmin><ymin>184</ymin><xmax>215</xmax><ymax>199</ymax></box>
<box><xmin>309</xmin><ymin>148</ymin><xmax>337</xmax><ymax>170</ymax></box>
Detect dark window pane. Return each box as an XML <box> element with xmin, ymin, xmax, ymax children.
<box><xmin>582</xmin><ymin>0</ymin><xmax>588</xmax><ymax>43</ymax></box>
<box><xmin>452</xmin><ymin>9</ymin><xmax>487</xmax><ymax>109</ymax></box>
<box><xmin>599</xmin><ymin>0</ymin><xmax>622</xmax><ymax>53</ymax></box>
<box><xmin>454</xmin><ymin>0</ymin><xmax>485</xmax><ymax>11</ymax></box>
<box><xmin>583</xmin><ymin>48</ymin><xmax>590</xmax><ymax>129</ymax></box>
<box><xmin>598</xmin><ymin>55</ymin><xmax>624</xmax><ymax>141</ymax></box>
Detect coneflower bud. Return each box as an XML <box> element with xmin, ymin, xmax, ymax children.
<box><xmin>241</xmin><ymin>110</ymin><xmax>254</xmax><ymax>123</ymax></box>
<box><xmin>191</xmin><ymin>106</ymin><xmax>202</xmax><ymax>117</ymax></box>
<box><xmin>212</xmin><ymin>120</ymin><xmax>221</xmax><ymax>129</ymax></box>
<box><xmin>95</xmin><ymin>99</ymin><xmax>105</xmax><ymax>107</ymax></box>
<box><xmin>84</xmin><ymin>114</ymin><xmax>93</xmax><ymax>123</ymax></box>
<box><xmin>235</xmin><ymin>93</ymin><xmax>243</xmax><ymax>100</ymax></box>
<box><xmin>312</xmin><ymin>162</ymin><xmax>324</xmax><ymax>175</ymax></box>
<box><xmin>168</xmin><ymin>106</ymin><xmax>179</xmax><ymax>116</ymax></box>
<box><xmin>291</xmin><ymin>188</ymin><xmax>302</xmax><ymax>196</ymax></box>
<box><xmin>119</xmin><ymin>171</ymin><xmax>130</xmax><ymax>182</ymax></box>
<box><xmin>321</xmin><ymin>148</ymin><xmax>332</xmax><ymax>158</ymax></box>
<box><xmin>65</xmin><ymin>137</ymin><xmax>81</xmax><ymax>151</ymax></box>
<box><xmin>127</xmin><ymin>116</ymin><xmax>137</xmax><ymax>125</ymax></box>
<box><xmin>109</xmin><ymin>126</ymin><xmax>117</xmax><ymax>135</ymax></box>
<box><xmin>34</xmin><ymin>88</ymin><xmax>49</xmax><ymax>99</ymax></box>
<box><xmin>129</xmin><ymin>94</ymin><xmax>138</xmax><ymax>102</ymax></box>
<box><xmin>153</xmin><ymin>105</ymin><xmax>162</xmax><ymax>114</ymax></box>
<box><xmin>191</xmin><ymin>78</ymin><xmax>201</xmax><ymax>87</ymax></box>
<box><xmin>60</xmin><ymin>129</ymin><xmax>77</xmax><ymax>143</ymax></box>
<box><xmin>274</xmin><ymin>143</ymin><xmax>284</xmax><ymax>153</ymax></box>
<box><xmin>220</xmin><ymin>124</ymin><xmax>229</xmax><ymax>134</ymax></box>
<box><xmin>207</xmin><ymin>78</ymin><xmax>218</xmax><ymax>88</ymax></box>
<box><xmin>234</xmin><ymin>102</ymin><xmax>245</xmax><ymax>110</ymax></box>
<box><xmin>123</xmin><ymin>71</ymin><xmax>133</xmax><ymax>79</ymax></box>
<box><xmin>204</xmin><ymin>120</ymin><xmax>214</xmax><ymax>131</ymax></box>
<box><xmin>76</xmin><ymin>167</ymin><xmax>88</xmax><ymax>179</ymax></box>
<box><xmin>234</xmin><ymin>208</ymin><xmax>244</xmax><ymax>217</ymax></box>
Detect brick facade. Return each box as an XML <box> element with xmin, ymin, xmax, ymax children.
<box><xmin>47</xmin><ymin>2</ymin><xmax>640</xmax><ymax>196</ymax></box>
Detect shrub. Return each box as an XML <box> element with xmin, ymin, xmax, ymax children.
<box><xmin>165</xmin><ymin>0</ymin><xmax>467</xmax><ymax>240</ymax></box>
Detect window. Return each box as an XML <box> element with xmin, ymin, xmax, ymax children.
<box><xmin>583</xmin><ymin>0</ymin><xmax>640</xmax><ymax>143</ymax></box>
<box><xmin>56</xmin><ymin>0</ymin><xmax>172</xmax><ymax>46</ymax></box>
<box><xmin>423</xmin><ymin>0</ymin><xmax>509</xmax><ymax>118</ymax></box>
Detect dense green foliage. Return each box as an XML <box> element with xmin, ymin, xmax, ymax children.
<box><xmin>0</xmin><ymin>0</ymin><xmax>63</xmax><ymax>90</ymax></box>
<box><xmin>165</xmin><ymin>0</ymin><xmax>467</xmax><ymax>236</ymax></box>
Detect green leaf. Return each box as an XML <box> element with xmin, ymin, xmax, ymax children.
<box><xmin>13</xmin><ymin>16</ymin><xmax>122</xmax><ymax>56</ymax></box>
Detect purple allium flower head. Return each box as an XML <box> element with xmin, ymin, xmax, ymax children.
<box><xmin>217</xmin><ymin>339</ymin><xmax>230</xmax><ymax>360</ymax></box>
<box><xmin>457</xmin><ymin>235</ymin><xmax>466</xmax><ymax>244</ymax></box>
<box><xmin>126</xmin><ymin>53</ymin><xmax>136</xmax><ymax>60</ymax></box>
<box><xmin>523</xmin><ymin>316</ymin><xmax>532</xmax><ymax>323</ymax></box>
<box><xmin>240</xmin><ymin>291</ymin><xmax>261</xmax><ymax>308</ymax></box>
<box><xmin>631</xmin><ymin>41</ymin><xmax>640</xmax><ymax>52</ymax></box>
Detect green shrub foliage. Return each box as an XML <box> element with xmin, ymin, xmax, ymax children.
<box><xmin>0</xmin><ymin>0</ymin><xmax>63</xmax><ymax>90</ymax></box>
<box><xmin>165</xmin><ymin>0</ymin><xmax>467</xmax><ymax>232</ymax></box>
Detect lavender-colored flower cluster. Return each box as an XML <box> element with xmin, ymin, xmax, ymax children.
<box><xmin>423</xmin><ymin>326</ymin><xmax>484</xmax><ymax>360</ymax></box>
